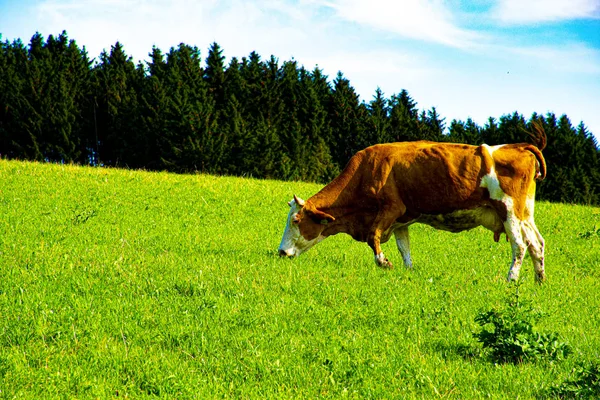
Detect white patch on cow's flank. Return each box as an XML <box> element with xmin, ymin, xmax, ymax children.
<box><xmin>481</xmin><ymin>144</ymin><xmax>504</xmax><ymax>157</ymax></box>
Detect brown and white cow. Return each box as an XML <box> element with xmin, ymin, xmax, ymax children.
<box><xmin>278</xmin><ymin>124</ymin><xmax>547</xmax><ymax>282</ymax></box>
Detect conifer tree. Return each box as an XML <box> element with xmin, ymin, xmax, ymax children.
<box><xmin>448</xmin><ymin>119</ymin><xmax>467</xmax><ymax>143</ymax></box>
<box><xmin>138</xmin><ymin>46</ymin><xmax>170</xmax><ymax>169</ymax></box>
<box><xmin>16</xmin><ymin>32</ymin><xmax>48</xmax><ymax>161</ymax></box>
<box><xmin>366</xmin><ymin>88</ymin><xmax>391</xmax><ymax>146</ymax></box>
<box><xmin>464</xmin><ymin>118</ymin><xmax>482</xmax><ymax>145</ymax></box>
<box><xmin>161</xmin><ymin>44</ymin><xmax>220</xmax><ymax>172</ymax></box>
<box><xmin>0</xmin><ymin>37</ymin><xmax>39</xmax><ymax>159</ymax></box>
<box><xmin>388</xmin><ymin>90</ymin><xmax>420</xmax><ymax>142</ymax></box>
<box><xmin>204</xmin><ymin>42</ymin><xmax>226</xmax><ymax>110</ymax></box>
<box><xmin>38</xmin><ymin>31</ymin><xmax>94</xmax><ymax>163</ymax></box>
<box><xmin>278</xmin><ymin>60</ymin><xmax>303</xmax><ymax>180</ymax></box>
<box><xmin>328</xmin><ymin>72</ymin><xmax>367</xmax><ymax>169</ymax></box>
<box><xmin>297</xmin><ymin>66</ymin><xmax>337</xmax><ymax>182</ymax></box>
<box><xmin>497</xmin><ymin>112</ymin><xmax>528</xmax><ymax>144</ymax></box>
<box><xmin>482</xmin><ymin>117</ymin><xmax>501</xmax><ymax>145</ymax></box>
<box><xmin>93</xmin><ymin>42</ymin><xmax>142</xmax><ymax>167</ymax></box>
<box><xmin>418</xmin><ymin>107</ymin><xmax>445</xmax><ymax>141</ymax></box>
<box><xmin>221</xmin><ymin>56</ymin><xmax>249</xmax><ymax>175</ymax></box>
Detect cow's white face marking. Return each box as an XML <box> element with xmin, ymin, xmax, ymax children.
<box><xmin>278</xmin><ymin>198</ymin><xmax>324</xmax><ymax>257</ymax></box>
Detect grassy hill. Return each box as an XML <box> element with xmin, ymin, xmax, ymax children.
<box><xmin>0</xmin><ymin>160</ymin><xmax>599</xmax><ymax>398</ymax></box>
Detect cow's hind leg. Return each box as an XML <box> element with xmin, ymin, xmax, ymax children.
<box><xmin>504</xmin><ymin>214</ymin><xmax>527</xmax><ymax>282</ymax></box>
<box><xmin>394</xmin><ymin>226</ymin><xmax>413</xmax><ymax>268</ymax></box>
<box><xmin>522</xmin><ymin>219</ymin><xmax>545</xmax><ymax>282</ymax></box>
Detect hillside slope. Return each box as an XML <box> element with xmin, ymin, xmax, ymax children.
<box><xmin>0</xmin><ymin>160</ymin><xmax>599</xmax><ymax>398</ymax></box>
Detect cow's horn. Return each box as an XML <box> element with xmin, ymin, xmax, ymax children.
<box><xmin>293</xmin><ymin>194</ymin><xmax>305</xmax><ymax>207</ymax></box>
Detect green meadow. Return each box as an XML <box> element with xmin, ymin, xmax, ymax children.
<box><xmin>0</xmin><ymin>159</ymin><xmax>599</xmax><ymax>398</ymax></box>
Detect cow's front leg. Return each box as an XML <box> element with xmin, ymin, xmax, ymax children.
<box><xmin>371</xmin><ymin>244</ymin><xmax>393</xmax><ymax>269</ymax></box>
<box><xmin>394</xmin><ymin>226</ymin><xmax>413</xmax><ymax>268</ymax></box>
<box><xmin>367</xmin><ymin>200</ymin><xmax>406</xmax><ymax>270</ymax></box>
<box><xmin>368</xmin><ymin>232</ymin><xmax>393</xmax><ymax>269</ymax></box>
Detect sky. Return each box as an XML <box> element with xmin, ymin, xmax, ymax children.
<box><xmin>1</xmin><ymin>0</ymin><xmax>600</xmax><ymax>141</ymax></box>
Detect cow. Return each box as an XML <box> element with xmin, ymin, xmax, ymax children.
<box><xmin>278</xmin><ymin>123</ymin><xmax>547</xmax><ymax>283</ymax></box>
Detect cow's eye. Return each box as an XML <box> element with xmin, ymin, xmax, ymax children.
<box><xmin>292</xmin><ymin>214</ymin><xmax>300</xmax><ymax>224</ymax></box>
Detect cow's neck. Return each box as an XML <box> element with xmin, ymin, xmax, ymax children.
<box><xmin>307</xmin><ymin>158</ymin><xmax>363</xmax><ymax>237</ymax></box>
<box><xmin>308</xmin><ymin>161</ymin><xmax>356</xmax><ymax>215</ymax></box>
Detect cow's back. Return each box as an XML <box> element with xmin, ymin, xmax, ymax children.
<box><xmin>359</xmin><ymin>141</ymin><xmax>488</xmax><ymax>214</ymax></box>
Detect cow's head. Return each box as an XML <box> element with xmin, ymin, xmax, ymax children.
<box><xmin>278</xmin><ymin>195</ymin><xmax>335</xmax><ymax>257</ymax></box>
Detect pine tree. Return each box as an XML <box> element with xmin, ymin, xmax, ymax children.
<box><xmin>0</xmin><ymin>37</ymin><xmax>39</xmax><ymax>159</ymax></box>
<box><xmin>138</xmin><ymin>46</ymin><xmax>170</xmax><ymax>169</ymax></box>
<box><xmin>204</xmin><ymin>42</ymin><xmax>227</xmax><ymax>115</ymax></box>
<box><xmin>221</xmin><ymin>56</ymin><xmax>248</xmax><ymax>175</ymax></box>
<box><xmin>161</xmin><ymin>43</ymin><xmax>220</xmax><ymax>172</ymax></box>
<box><xmin>17</xmin><ymin>32</ymin><xmax>48</xmax><ymax>161</ymax></box>
<box><xmin>223</xmin><ymin>94</ymin><xmax>253</xmax><ymax>175</ymax></box>
<box><xmin>448</xmin><ymin>118</ymin><xmax>482</xmax><ymax>144</ymax></box>
<box><xmin>464</xmin><ymin>118</ymin><xmax>482</xmax><ymax>144</ymax></box>
<box><xmin>278</xmin><ymin>60</ymin><xmax>302</xmax><ymax>180</ymax></box>
<box><xmin>328</xmin><ymin>72</ymin><xmax>367</xmax><ymax>169</ymax></box>
<box><xmin>93</xmin><ymin>41</ymin><xmax>142</xmax><ymax>167</ymax></box>
<box><xmin>388</xmin><ymin>89</ymin><xmax>420</xmax><ymax>142</ymax></box>
<box><xmin>37</xmin><ymin>31</ymin><xmax>94</xmax><ymax>163</ymax></box>
<box><xmin>418</xmin><ymin>107</ymin><xmax>445</xmax><ymax>141</ymax></box>
<box><xmin>367</xmin><ymin>87</ymin><xmax>391</xmax><ymax>146</ymax></box>
<box><xmin>497</xmin><ymin>112</ymin><xmax>528</xmax><ymax>144</ymax></box>
<box><xmin>297</xmin><ymin>66</ymin><xmax>338</xmax><ymax>182</ymax></box>
<box><xmin>482</xmin><ymin>117</ymin><xmax>501</xmax><ymax>145</ymax></box>
<box><xmin>448</xmin><ymin>119</ymin><xmax>467</xmax><ymax>143</ymax></box>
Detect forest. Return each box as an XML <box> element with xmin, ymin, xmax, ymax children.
<box><xmin>1</xmin><ymin>31</ymin><xmax>599</xmax><ymax>205</ymax></box>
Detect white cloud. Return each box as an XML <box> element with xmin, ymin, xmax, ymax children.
<box><xmin>300</xmin><ymin>49</ymin><xmax>439</xmax><ymax>99</ymax></box>
<box><xmin>318</xmin><ymin>0</ymin><xmax>486</xmax><ymax>49</ymax></box>
<box><xmin>506</xmin><ymin>43</ymin><xmax>600</xmax><ymax>75</ymax></box>
<box><xmin>34</xmin><ymin>0</ymin><xmax>222</xmax><ymax>60</ymax></box>
<box><xmin>31</xmin><ymin>0</ymin><xmax>328</xmax><ymax>63</ymax></box>
<box><xmin>492</xmin><ymin>0</ymin><xmax>600</xmax><ymax>24</ymax></box>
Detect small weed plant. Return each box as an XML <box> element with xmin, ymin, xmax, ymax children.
<box><xmin>474</xmin><ymin>283</ymin><xmax>571</xmax><ymax>364</ymax></box>
<box><xmin>548</xmin><ymin>361</ymin><xmax>600</xmax><ymax>398</ymax></box>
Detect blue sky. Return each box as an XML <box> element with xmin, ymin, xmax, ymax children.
<box><xmin>2</xmin><ymin>0</ymin><xmax>600</xmax><ymax>140</ymax></box>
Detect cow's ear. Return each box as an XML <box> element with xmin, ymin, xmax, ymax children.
<box><xmin>293</xmin><ymin>194</ymin><xmax>305</xmax><ymax>207</ymax></box>
<box><xmin>307</xmin><ymin>208</ymin><xmax>335</xmax><ymax>224</ymax></box>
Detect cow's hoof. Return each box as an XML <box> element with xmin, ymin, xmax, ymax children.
<box><xmin>535</xmin><ymin>272</ymin><xmax>546</xmax><ymax>284</ymax></box>
<box><xmin>375</xmin><ymin>253</ymin><xmax>394</xmax><ymax>269</ymax></box>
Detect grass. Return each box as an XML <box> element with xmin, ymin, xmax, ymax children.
<box><xmin>0</xmin><ymin>159</ymin><xmax>599</xmax><ymax>398</ymax></box>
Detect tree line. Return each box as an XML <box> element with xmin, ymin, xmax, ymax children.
<box><xmin>1</xmin><ymin>31</ymin><xmax>599</xmax><ymax>204</ymax></box>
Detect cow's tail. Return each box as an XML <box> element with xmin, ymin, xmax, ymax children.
<box><xmin>525</xmin><ymin>145</ymin><xmax>546</xmax><ymax>180</ymax></box>
<box><xmin>526</xmin><ymin>120</ymin><xmax>547</xmax><ymax>151</ymax></box>
<box><xmin>521</xmin><ymin>120</ymin><xmax>547</xmax><ymax>180</ymax></box>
